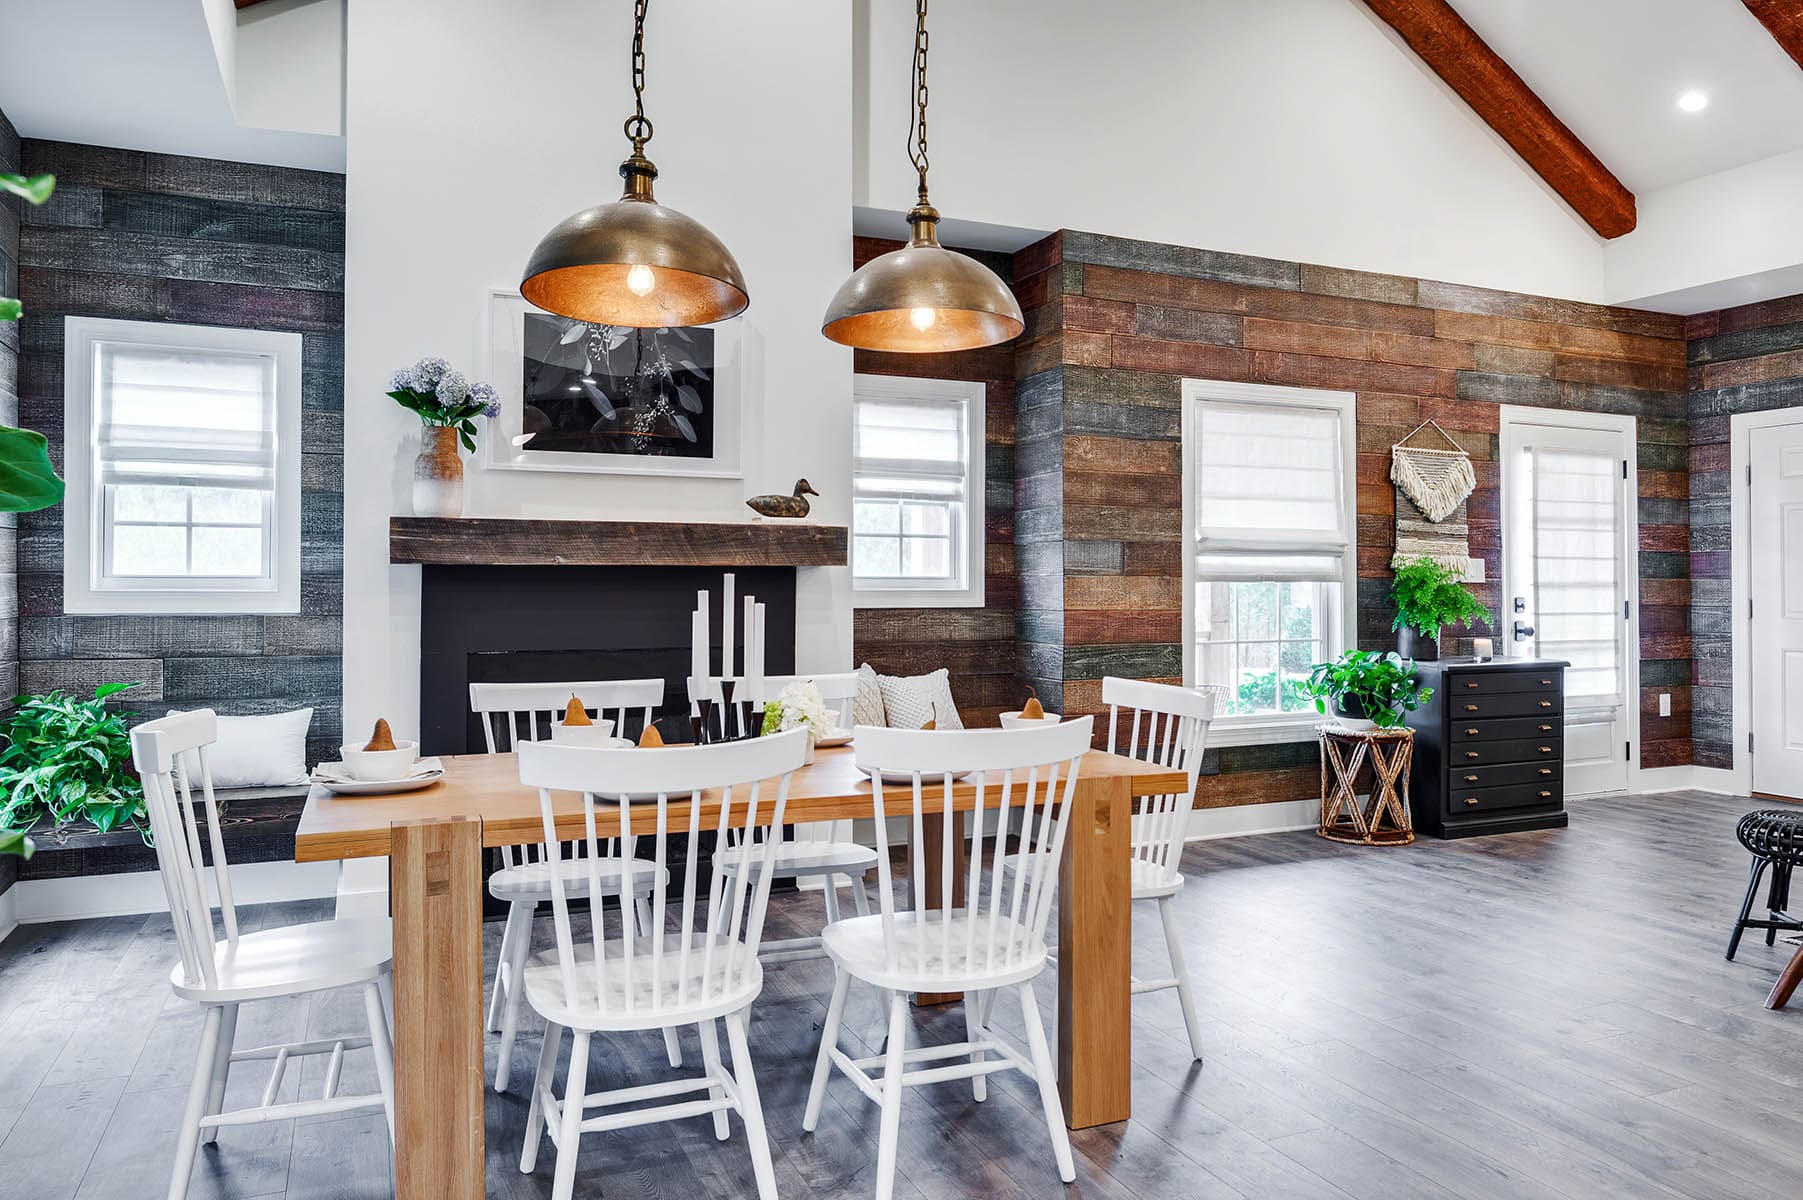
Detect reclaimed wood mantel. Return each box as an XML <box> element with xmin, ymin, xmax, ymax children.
<box><xmin>388</xmin><ymin>516</ymin><xmax>848</xmax><ymax>567</ymax></box>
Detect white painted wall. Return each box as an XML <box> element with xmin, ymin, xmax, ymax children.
<box><xmin>855</xmin><ymin>0</ymin><xmax>1608</xmax><ymax>302</ymax></box>
<box><xmin>341</xmin><ymin>0</ymin><xmax>853</xmax><ymax>745</ymax></box>
<box><xmin>236</xmin><ymin>0</ymin><xmax>345</xmax><ymax>138</ymax></box>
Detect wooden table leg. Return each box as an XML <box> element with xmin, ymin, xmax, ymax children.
<box><xmin>390</xmin><ymin>817</ymin><xmax>485</xmax><ymax>1200</ymax></box>
<box><xmin>1058</xmin><ymin>772</ymin><xmax>1131</xmax><ymax>1128</ymax></box>
<box><xmin>1766</xmin><ymin>941</ymin><xmax>1803</xmax><ymax>1010</ymax></box>
<box><xmin>911</xmin><ymin>811</ymin><xmax>968</xmax><ymax>1007</ymax></box>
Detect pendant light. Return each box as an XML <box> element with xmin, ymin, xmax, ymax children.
<box><xmin>822</xmin><ymin>0</ymin><xmax>1023</xmax><ymax>353</ymax></box>
<box><xmin>521</xmin><ymin>0</ymin><xmax>748</xmax><ymax>328</ymax></box>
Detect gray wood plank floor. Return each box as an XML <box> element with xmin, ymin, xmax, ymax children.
<box><xmin>3</xmin><ymin>789</ymin><xmax>1801</xmax><ymax>1199</ymax></box>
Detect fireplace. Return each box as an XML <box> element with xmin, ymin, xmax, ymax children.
<box><xmin>418</xmin><ymin>564</ymin><xmax>798</xmax><ymax>756</ymax></box>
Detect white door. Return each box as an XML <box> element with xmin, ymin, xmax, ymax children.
<box><xmin>1750</xmin><ymin>416</ymin><xmax>1803</xmax><ymax>799</ymax></box>
<box><xmin>1501</xmin><ymin>412</ymin><xmax>1637</xmax><ymax>796</ymax></box>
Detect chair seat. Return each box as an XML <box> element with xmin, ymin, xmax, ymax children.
<box><xmin>521</xmin><ymin>940</ymin><xmax>763</xmax><ymax>1031</ymax></box>
<box><xmin>714</xmin><ymin>839</ymin><xmax>879</xmax><ymax>880</ymax></box>
<box><xmin>821</xmin><ymin>911</ymin><xmax>1048</xmax><ymax>993</ymax></box>
<box><xmin>169</xmin><ymin>916</ymin><xmax>393</xmax><ymax>1003</ymax></box>
<box><xmin>489</xmin><ymin>855</ymin><xmax>667</xmax><ymax>903</ymax></box>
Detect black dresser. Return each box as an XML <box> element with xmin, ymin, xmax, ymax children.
<box><xmin>1403</xmin><ymin>657</ymin><xmax>1570</xmax><ymax>838</ymax></box>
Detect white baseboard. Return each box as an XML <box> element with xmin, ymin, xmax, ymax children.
<box><xmin>1184</xmin><ymin>797</ymin><xmax>1318</xmax><ymax>841</ymax></box>
<box><xmin>1635</xmin><ymin>765</ymin><xmax>1750</xmax><ymax>796</ymax></box>
<box><xmin>7</xmin><ymin>860</ymin><xmax>340</xmax><ymax>925</ymax></box>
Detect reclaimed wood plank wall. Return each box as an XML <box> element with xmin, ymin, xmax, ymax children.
<box><xmin>13</xmin><ymin>139</ymin><xmax>345</xmax><ymax>765</ymax></box>
<box><xmin>848</xmin><ymin>237</ymin><xmax>1026</xmax><ymax>727</ymax></box>
<box><xmin>1684</xmin><ymin>297</ymin><xmax>1803</xmax><ymax>771</ymax></box>
<box><xmin>0</xmin><ymin>108</ymin><xmax>18</xmax><ymax>901</ymax></box>
<box><xmin>1013</xmin><ymin>230</ymin><xmax>1694</xmax><ymax>805</ymax></box>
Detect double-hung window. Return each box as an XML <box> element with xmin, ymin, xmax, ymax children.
<box><xmin>1183</xmin><ymin>380</ymin><xmax>1356</xmax><ymax>744</ymax></box>
<box><xmin>851</xmin><ymin>374</ymin><xmax>985</xmax><ymax>607</ymax></box>
<box><xmin>64</xmin><ymin>317</ymin><xmax>302</xmax><ymax>615</ymax></box>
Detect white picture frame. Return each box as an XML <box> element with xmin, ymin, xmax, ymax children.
<box><xmin>480</xmin><ymin>288</ymin><xmax>746</xmax><ymax>478</ymax></box>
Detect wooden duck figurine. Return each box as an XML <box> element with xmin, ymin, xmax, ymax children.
<box><xmin>746</xmin><ymin>478</ymin><xmax>819</xmax><ymax>519</ymax></box>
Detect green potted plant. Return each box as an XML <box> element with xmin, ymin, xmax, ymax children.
<box><xmin>0</xmin><ymin>683</ymin><xmax>147</xmax><ymax>842</ymax></box>
<box><xmin>1299</xmin><ymin>650</ymin><xmax>1433</xmax><ymax>730</ymax></box>
<box><xmin>1389</xmin><ymin>556</ymin><xmax>1489</xmax><ymax>662</ymax></box>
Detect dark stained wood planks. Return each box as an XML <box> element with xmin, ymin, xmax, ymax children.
<box><xmin>388</xmin><ymin>516</ymin><xmax>848</xmax><ymax>567</ymax></box>
<box><xmin>1358</xmin><ymin>0</ymin><xmax>1636</xmax><ymax>238</ymax></box>
<box><xmin>1744</xmin><ymin>0</ymin><xmax>1803</xmax><ymax>72</ymax></box>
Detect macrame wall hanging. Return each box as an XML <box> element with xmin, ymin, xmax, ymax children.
<box><xmin>1390</xmin><ymin>419</ymin><xmax>1476</xmax><ymax>575</ymax></box>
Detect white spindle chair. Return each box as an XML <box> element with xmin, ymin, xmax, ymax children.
<box><xmin>469</xmin><ymin>678</ymin><xmax>679</xmax><ymax>1088</ymax></box>
<box><xmin>131</xmin><ymin>710</ymin><xmax>395</xmax><ymax>1200</ymax></box>
<box><xmin>693</xmin><ymin>671</ymin><xmax>876</xmax><ymax>962</ymax></box>
<box><xmin>802</xmin><ymin>718</ymin><xmax>1094</xmax><ymax>1200</ymax></box>
<box><xmin>515</xmin><ymin>729</ymin><xmax>808</xmax><ymax>1200</ymax></box>
<box><xmin>1101</xmin><ymin>676</ymin><xmax>1222</xmax><ymax>1059</ymax></box>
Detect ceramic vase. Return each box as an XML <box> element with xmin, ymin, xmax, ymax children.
<box><xmin>1397</xmin><ymin>625</ymin><xmax>1440</xmax><ymax>662</ymax></box>
<box><xmin>412</xmin><ymin>426</ymin><xmax>464</xmax><ymax>517</ymax></box>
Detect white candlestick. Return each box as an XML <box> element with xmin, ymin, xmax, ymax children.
<box><xmin>743</xmin><ymin>595</ymin><xmax>756</xmax><ymax>688</ymax></box>
<box><xmin>752</xmin><ymin>602</ymin><xmax>767</xmax><ymax>702</ymax></box>
<box><xmin>722</xmin><ymin>573</ymin><xmax>735</xmax><ymax>681</ymax></box>
<box><xmin>692</xmin><ymin>590</ymin><xmax>708</xmax><ymax>683</ymax></box>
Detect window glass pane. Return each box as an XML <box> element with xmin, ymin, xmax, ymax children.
<box><xmin>111</xmin><ymin>525</ymin><xmax>187</xmax><ymax>576</ymax></box>
<box><xmin>1237</xmin><ymin>581</ymin><xmax>1278</xmax><ymax>641</ymax></box>
<box><xmin>190</xmin><ymin>487</ymin><xmax>263</xmax><ymax>525</ymax></box>
<box><xmin>190</xmin><ymin>527</ymin><xmax>264</xmax><ymax>577</ymax></box>
<box><xmin>902</xmin><ymin>537</ymin><xmax>951</xmax><ymax>579</ymax></box>
<box><xmin>854</xmin><ymin>499</ymin><xmax>900</xmax><ymax>535</ymax></box>
<box><xmin>902</xmin><ymin>501</ymin><xmax>951</xmax><ymax>535</ymax></box>
<box><xmin>855</xmin><ymin>536</ymin><xmax>900</xmax><ymax>577</ymax></box>
<box><xmin>113</xmin><ymin>484</ymin><xmax>187</xmax><ymax>523</ymax></box>
<box><xmin>1196</xmin><ymin>578</ymin><xmax>1340</xmax><ymax>718</ymax></box>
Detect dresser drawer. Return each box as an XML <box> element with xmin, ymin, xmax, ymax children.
<box><xmin>1451</xmin><ymin>716</ymin><xmax>1562</xmax><ymax>742</ymax></box>
<box><xmin>1447</xmin><ymin>691</ymin><xmax>1562</xmax><ymax>719</ymax></box>
<box><xmin>1449</xmin><ymin>760</ymin><xmax>1561</xmax><ymax>789</ymax></box>
<box><xmin>1450</xmin><ymin>738</ymin><xmax>1561</xmax><ymax>765</ymax></box>
<box><xmin>1447</xmin><ymin>671</ymin><xmax>1562</xmax><ymax>696</ymax></box>
<box><xmin>1446</xmin><ymin>781</ymin><xmax>1561</xmax><ymax>815</ymax></box>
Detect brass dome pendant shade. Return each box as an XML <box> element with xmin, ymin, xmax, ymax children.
<box><xmin>520</xmin><ymin>0</ymin><xmax>747</xmax><ymax>328</ymax></box>
<box><xmin>822</xmin><ymin>0</ymin><xmax>1021</xmax><ymax>353</ymax></box>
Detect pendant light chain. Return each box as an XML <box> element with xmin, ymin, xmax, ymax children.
<box><xmin>907</xmin><ymin>0</ymin><xmax>931</xmax><ymax>204</ymax></box>
<box><xmin>626</xmin><ymin>0</ymin><xmax>654</xmax><ymax>152</ymax></box>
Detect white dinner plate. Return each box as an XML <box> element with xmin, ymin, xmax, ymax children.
<box><xmin>313</xmin><ymin>770</ymin><xmax>445</xmax><ymax>796</ymax></box>
<box><xmin>814</xmin><ymin>729</ymin><xmax>854</xmax><ymax>749</ymax></box>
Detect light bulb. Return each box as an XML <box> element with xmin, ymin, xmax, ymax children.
<box><xmin>1676</xmin><ymin>90</ymin><xmax>1709</xmax><ymax>113</ymax></box>
<box><xmin>627</xmin><ymin>263</ymin><xmax>656</xmax><ymax>296</ymax></box>
<box><xmin>909</xmin><ymin>307</ymin><xmax>937</xmax><ymax>331</ymax></box>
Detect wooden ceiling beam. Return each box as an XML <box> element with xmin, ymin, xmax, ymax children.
<box><xmin>1359</xmin><ymin>0</ymin><xmax>1637</xmax><ymax>239</ymax></box>
<box><xmin>1743</xmin><ymin>1</ymin><xmax>1803</xmax><ymax>72</ymax></box>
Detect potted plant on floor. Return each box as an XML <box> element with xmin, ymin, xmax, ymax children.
<box><xmin>1389</xmin><ymin>556</ymin><xmax>1489</xmax><ymax>662</ymax></box>
<box><xmin>1299</xmin><ymin>650</ymin><xmax>1433</xmax><ymax>730</ymax></box>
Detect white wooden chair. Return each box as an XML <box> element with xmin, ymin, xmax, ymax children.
<box><xmin>515</xmin><ymin>729</ymin><xmax>808</xmax><ymax>1200</ymax></box>
<box><xmin>469</xmin><ymin>678</ymin><xmax>679</xmax><ymax>1089</ymax></box>
<box><xmin>1100</xmin><ymin>676</ymin><xmax>1222</xmax><ymax>1060</ymax></box>
<box><xmin>802</xmin><ymin>718</ymin><xmax>1094</xmax><ymax>1200</ymax></box>
<box><xmin>131</xmin><ymin>710</ymin><xmax>395</xmax><ymax>1200</ymax></box>
<box><xmin>693</xmin><ymin>671</ymin><xmax>876</xmax><ymax>962</ymax></box>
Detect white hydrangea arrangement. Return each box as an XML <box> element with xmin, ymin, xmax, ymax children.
<box><xmin>759</xmin><ymin>680</ymin><xmax>833</xmax><ymax>741</ymax></box>
<box><xmin>386</xmin><ymin>356</ymin><xmax>501</xmax><ymax>451</ymax></box>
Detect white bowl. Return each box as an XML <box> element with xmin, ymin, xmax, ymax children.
<box><xmin>337</xmin><ymin>740</ymin><xmax>420</xmax><ymax>781</ymax></box>
<box><xmin>999</xmin><ymin>711</ymin><xmax>1060</xmax><ymax>730</ymax></box>
<box><xmin>550</xmin><ymin>718</ymin><xmax>616</xmax><ymax>747</ymax></box>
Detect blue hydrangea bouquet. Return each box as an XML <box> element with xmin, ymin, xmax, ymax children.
<box><xmin>386</xmin><ymin>356</ymin><xmax>501</xmax><ymax>452</ymax></box>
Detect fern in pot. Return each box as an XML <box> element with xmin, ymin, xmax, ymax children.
<box><xmin>1299</xmin><ymin>651</ymin><xmax>1432</xmax><ymax>730</ymax></box>
<box><xmin>1389</xmin><ymin>556</ymin><xmax>1488</xmax><ymax>662</ymax></box>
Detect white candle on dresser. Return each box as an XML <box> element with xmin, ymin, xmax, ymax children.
<box><xmin>692</xmin><ymin>590</ymin><xmax>708</xmax><ymax>682</ymax></box>
<box><xmin>1473</xmin><ymin>637</ymin><xmax>1493</xmax><ymax>661</ymax></box>
<box><xmin>744</xmin><ymin>594</ymin><xmax>757</xmax><ymax>697</ymax></box>
<box><xmin>722</xmin><ymin>573</ymin><xmax>735</xmax><ymax>680</ymax></box>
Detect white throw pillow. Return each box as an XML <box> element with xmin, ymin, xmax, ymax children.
<box><xmin>165</xmin><ymin>708</ymin><xmax>314</xmax><ymax>789</ymax></box>
<box><xmin>853</xmin><ymin>663</ymin><xmax>887</xmax><ymax>728</ymax></box>
<box><xmin>874</xmin><ymin>668</ymin><xmax>964</xmax><ymax>730</ymax></box>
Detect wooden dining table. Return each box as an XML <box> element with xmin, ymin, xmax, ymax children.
<box><xmin>294</xmin><ymin>743</ymin><xmax>1187</xmax><ymax>1200</ymax></box>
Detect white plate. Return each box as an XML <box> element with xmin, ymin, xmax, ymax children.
<box><xmin>314</xmin><ymin>771</ymin><xmax>445</xmax><ymax>796</ymax></box>
<box><xmin>814</xmin><ymin>730</ymin><xmax>854</xmax><ymax>749</ymax></box>
<box><xmin>859</xmin><ymin>768</ymin><xmax>974</xmax><ymax>786</ymax></box>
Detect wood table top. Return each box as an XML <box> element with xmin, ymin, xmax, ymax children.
<box><xmin>294</xmin><ymin>744</ymin><xmax>1187</xmax><ymax>862</ymax></box>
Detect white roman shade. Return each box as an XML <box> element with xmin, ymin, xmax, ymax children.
<box><xmin>1528</xmin><ymin>446</ymin><xmax>1623</xmax><ymax>703</ymax></box>
<box><xmin>853</xmin><ymin>394</ymin><xmax>968</xmax><ymax>504</ymax></box>
<box><xmin>96</xmin><ymin>343</ymin><xmax>278</xmax><ymax>490</ymax></box>
<box><xmin>1194</xmin><ymin>399</ymin><xmax>1350</xmax><ymax>582</ymax></box>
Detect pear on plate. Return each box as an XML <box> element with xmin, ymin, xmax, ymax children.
<box><xmin>562</xmin><ymin>696</ymin><xmax>592</xmax><ymax>727</ymax></box>
<box><xmin>364</xmin><ymin>718</ymin><xmax>397</xmax><ymax>752</ymax></box>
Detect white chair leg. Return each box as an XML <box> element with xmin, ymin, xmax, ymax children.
<box><xmin>634</xmin><ymin>895</ymin><xmax>684</xmax><ymax>1068</ymax></box>
<box><xmin>199</xmin><ymin>1002</ymin><xmax>237</xmax><ymax>1145</ymax></box>
<box><xmin>725</xmin><ymin>1010</ymin><xmax>779</xmax><ymax>1200</ymax></box>
<box><xmin>363</xmin><ymin>980</ymin><xmax>397</xmax><ymax>1141</ymax></box>
<box><xmin>850</xmin><ymin>871</ymin><xmax>871</xmax><ymax>917</ymax></box>
<box><xmin>803</xmin><ymin>968</ymin><xmax>851</xmax><ymax>1132</ymax></box>
<box><xmin>964</xmin><ymin>990</ymin><xmax>987</xmax><ymax>1102</ymax></box>
<box><xmin>494</xmin><ymin>901</ymin><xmax>537</xmax><ymax>1092</ymax></box>
<box><xmin>521</xmin><ymin>1020</ymin><xmax>562</xmax><ymax>1175</ymax></box>
<box><xmin>874</xmin><ymin>992</ymin><xmax>909</xmax><ymax>1200</ymax></box>
<box><xmin>489</xmin><ymin>900</ymin><xmax>530</xmax><ymax>1033</ymax></box>
<box><xmin>168</xmin><ymin>1004</ymin><xmax>223</xmax><ymax>1200</ymax></box>
<box><xmin>822</xmin><ymin>875</ymin><xmax>843</xmax><ymax>925</ymax></box>
<box><xmin>1159</xmin><ymin>895</ymin><xmax>1205</xmax><ymax>1061</ymax></box>
<box><xmin>1019</xmin><ymin>981</ymin><xmax>1076</xmax><ymax>1183</ymax></box>
<box><xmin>698</xmin><ymin>1020</ymin><xmax>731</xmax><ymax>1141</ymax></box>
<box><xmin>551</xmin><ymin>1030</ymin><xmax>590</xmax><ymax>1200</ymax></box>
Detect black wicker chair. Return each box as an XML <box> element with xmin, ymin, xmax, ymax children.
<box><xmin>1727</xmin><ymin>809</ymin><xmax>1803</xmax><ymax>961</ymax></box>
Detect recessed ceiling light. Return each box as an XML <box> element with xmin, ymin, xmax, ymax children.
<box><xmin>1677</xmin><ymin>90</ymin><xmax>1709</xmax><ymax>113</ymax></box>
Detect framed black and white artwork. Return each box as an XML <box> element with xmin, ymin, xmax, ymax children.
<box><xmin>482</xmin><ymin>289</ymin><xmax>745</xmax><ymax>477</ymax></box>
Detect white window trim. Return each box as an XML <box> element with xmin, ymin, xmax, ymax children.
<box><xmin>1181</xmin><ymin>378</ymin><xmax>1358</xmax><ymax>747</ymax></box>
<box><xmin>851</xmin><ymin>374</ymin><xmax>987</xmax><ymax>609</ymax></box>
<box><xmin>63</xmin><ymin>316</ymin><xmax>303</xmax><ymax>616</ymax></box>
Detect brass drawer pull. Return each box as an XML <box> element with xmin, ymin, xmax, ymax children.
<box><xmin>1538</xmin><ymin>700</ymin><xmax>1553</xmax><ymax>708</ymax></box>
<box><xmin>1464</xmin><ymin>798</ymin><xmax>1479</xmax><ymax>805</ymax></box>
<box><xmin>1466</xmin><ymin>751</ymin><xmax>1480</xmax><ymax>759</ymax></box>
<box><xmin>1465</xmin><ymin>681</ymin><xmax>1479</xmax><ymax>688</ymax></box>
<box><xmin>1538</xmin><ymin>768</ymin><xmax>1552</xmax><ymax>776</ymax></box>
<box><xmin>1539</xmin><ymin>679</ymin><xmax>1552</xmax><ymax>685</ymax></box>
<box><xmin>1538</xmin><ymin>790</ymin><xmax>1552</xmax><ymax>798</ymax></box>
<box><xmin>1465</xmin><ymin>704</ymin><xmax>1480</xmax><ymax>712</ymax></box>
<box><xmin>1538</xmin><ymin>746</ymin><xmax>1553</xmax><ymax>753</ymax></box>
<box><xmin>1465</xmin><ymin>727</ymin><xmax>1480</xmax><ymax>735</ymax></box>
<box><xmin>1539</xmin><ymin>724</ymin><xmax>1553</xmax><ymax>732</ymax></box>
<box><xmin>1464</xmin><ymin>774</ymin><xmax>1479</xmax><ymax>782</ymax></box>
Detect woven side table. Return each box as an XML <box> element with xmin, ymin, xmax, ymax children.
<box><xmin>1317</xmin><ymin>725</ymin><xmax>1415</xmax><ymax>846</ymax></box>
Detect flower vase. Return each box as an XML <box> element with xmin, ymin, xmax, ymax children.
<box><xmin>804</xmin><ymin>733</ymin><xmax>817</xmax><ymax>766</ymax></box>
<box><xmin>412</xmin><ymin>426</ymin><xmax>464</xmax><ymax>518</ymax></box>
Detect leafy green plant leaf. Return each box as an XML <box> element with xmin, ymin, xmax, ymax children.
<box><xmin>0</xmin><ymin>173</ymin><xmax>55</xmax><ymax>205</ymax></box>
<box><xmin>93</xmin><ymin>682</ymin><xmax>137</xmax><ymax>700</ymax></box>
<box><xmin>1298</xmin><ymin>650</ymin><xmax>1433</xmax><ymax>729</ymax></box>
<box><xmin>1389</xmin><ymin>557</ymin><xmax>1490</xmax><ymax>637</ymax></box>
<box><xmin>0</xmin><ymin>426</ymin><xmax>66</xmax><ymax>513</ymax></box>
<box><xmin>0</xmin><ymin>829</ymin><xmax>32</xmax><ymax>859</ymax></box>
<box><xmin>0</xmin><ymin>683</ymin><xmax>148</xmax><ymax>841</ymax></box>
<box><xmin>0</xmin><ymin>298</ymin><xmax>20</xmax><ymax>322</ymax></box>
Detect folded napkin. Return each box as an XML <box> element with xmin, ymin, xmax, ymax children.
<box><xmin>313</xmin><ymin>757</ymin><xmax>445</xmax><ymax>785</ymax></box>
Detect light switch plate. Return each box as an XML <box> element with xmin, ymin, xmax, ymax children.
<box><xmin>1463</xmin><ymin>556</ymin><xmax>1486</xmax><ymax>583</ymax></box>
<box><xmin>1658</xmin><ymin>693</ymin><xmax>1671</xmax><ymax>717</ymax></box>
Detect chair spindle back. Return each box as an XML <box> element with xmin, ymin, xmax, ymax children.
<box><xmin>1101</xmin><ymin>677</ymin><xmax>1220</xmax><ymax>884</ymax></box>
